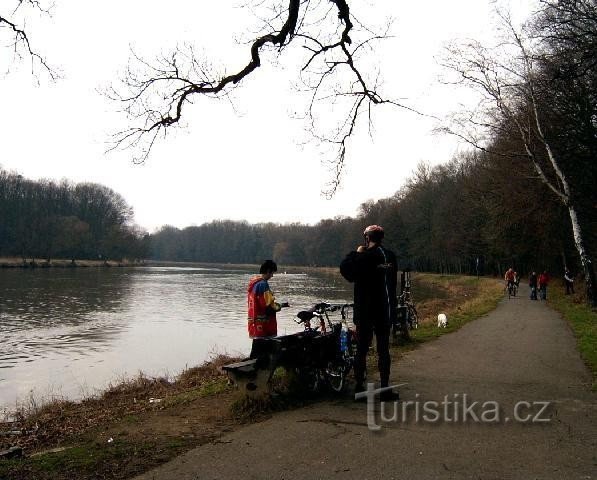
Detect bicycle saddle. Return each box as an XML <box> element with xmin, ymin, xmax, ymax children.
<box><xmin>297</xmin><ymin>310</ymin><xmax>316</xmax><ymax>322</ymax></box>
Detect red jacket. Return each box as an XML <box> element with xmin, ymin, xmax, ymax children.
<box><xmin>539</xmin><ymin>273</ymin><xmax>550</xmax><ymax>286</ymax></box>
<box><xmin>247</xmin><ymin>276</ymin><xmax>280</xmax><ymax>338</ymax></box>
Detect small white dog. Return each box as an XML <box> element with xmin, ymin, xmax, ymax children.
<box><xmin>437</xmin><ymin>313</ymin><xmax>448</xmax><ymax>328</ymax></box>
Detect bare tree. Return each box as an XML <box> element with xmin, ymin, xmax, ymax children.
<box><xmin>440</xmin><ymin>9</ymin><xmax>596</xmax><ymax>305</ymax></box>
<box><xmin>109</xmin><ymin>0</ymin><xmax>416</xmax><ymax>196</ymax></box>
<box><xmin>0</xmin><ymin>0</ymin><xmax>55</xmax><ymax>79</ymax></box>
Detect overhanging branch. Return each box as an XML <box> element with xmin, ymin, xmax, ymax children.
<box><xmin>110</xmin><ymin>0</ymin><xmax>419</xmax><ymax>194</ymax></box>
<box><xmin>0</xmin><ymin>0</ymin><xmax>55</xmax><ymax>79</ymax></box>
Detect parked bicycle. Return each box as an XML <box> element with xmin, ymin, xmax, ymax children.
<box><xmin>295</xmin><ymin>302</ymin><xmax>355</xmax><ymax>392</ymax></box>
<box><xmin>392</xmin><ymin>280</ymin><xmax>419</xmax><ymax>341</ymax></box>
<box><xmin>223</xmin><ymin>302</ymin><xmax>355</xmax><ymax>395</ymax></box>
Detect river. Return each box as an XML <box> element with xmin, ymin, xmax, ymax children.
<box><xmin>0</xmin><ymin>265</ymin><xmax>352</xmax><ymax>409</ymax></box>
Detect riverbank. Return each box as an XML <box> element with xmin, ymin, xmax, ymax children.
<box><xmin>0</xmin><ymin>257</ymin><xmax>143</xmax><ymax>268</ymax></box>
<box><xmin>0</xmin><ymin>257</ymin><xmax>338</xmax><ymax>274</ymax></box>
<box><xmin>145</xmin><ymin>260</ymin><xmax>340</xmax><ymax>275</ymax></box>
<box><xmin>0</xmin><ymin>273</ymin><xmax>503</xmax><ymax>480</ymax></box>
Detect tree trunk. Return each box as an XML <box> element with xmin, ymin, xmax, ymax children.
<box><xmin>567</xmin><ymin>204</ymin><xmax>596</xmax><ymax>307</ymax></box>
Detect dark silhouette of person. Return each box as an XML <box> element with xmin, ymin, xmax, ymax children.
<box><xmin>340</xmin><ymin>225</ymin><xmax>398</xmax><ymax>401</ymax></box>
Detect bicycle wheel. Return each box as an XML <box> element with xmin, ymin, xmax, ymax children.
<box><xmin>324</xmin><ymin>360</ymin><xmax>348</xmax><ymax>393</ymax></box>
<box><xmin>408</xmin><ymin>304</ymin><xmax>419</xmax><ymax>329</ymax></box>
<box><xmin>324</xmin><ymin>340</ymin><xmax>354</xmax><ymax>393</ymax></box>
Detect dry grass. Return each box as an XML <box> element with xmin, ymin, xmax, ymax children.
<box><xmin>399</xmin><ymin>274</ymin><xmax>504</xmax><ymax>346</ymax></box>
<box><xmin>415</xmin><ymin>274</ymin><xmax>500</xmax><ymax>322</ymax></box>
<box><xmin>0</xmin><ymin>354</ymin><xmax>240</xmax><ymax>454</ymax></box>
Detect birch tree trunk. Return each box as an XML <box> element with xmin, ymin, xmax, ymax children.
<box><xmin>567</xmin><ymin>204</ymin><xmax>597</xmax><ymax>306</ymax></box>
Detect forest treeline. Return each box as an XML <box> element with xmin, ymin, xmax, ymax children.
<box><xmin>149</xmin><ymin>150</ymin><xmax>594</xmax><ymax>277</ymax></box>
<box><xmin>0</xmin><ymin>169</ymin><xmax>149</xmax><ymax>263</ymax></box>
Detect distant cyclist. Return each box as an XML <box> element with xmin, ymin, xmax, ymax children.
<box><xmin>538</xmin><ymin>271</ymin><xmax>550</xmax><ymax>300</ymax></box>
<box><xmin>504</xmin><ymin>268</ymin><xmax>516</xmax><ymax>293</ymax></box>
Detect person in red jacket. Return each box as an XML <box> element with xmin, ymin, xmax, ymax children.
<box><xmin>538</xmin><ymin>271</ymin><xmax>550</xmax><ymax>300</ymax></box>
<box><xmin>247</xmin><ymin>260</ymin><xmax>288</xmax><ymax>338</ymax></box>
<box><xmin>504</xmin><ymin>268</ymin><xmax>515</xmax><ymax>288</ymax></box>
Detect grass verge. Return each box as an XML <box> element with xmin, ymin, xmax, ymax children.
<box><xmin>403</xmin><ymin>273</ymin><xmax>503</xmax><ymax>345</ymax></box>
<box><xmin>548</xmin><ymin>281</ymin><xmax>597</xmax><ymax>390</ymax></box>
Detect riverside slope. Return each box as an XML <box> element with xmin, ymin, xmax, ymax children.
<box><xmin>135</xmin><ymin>287</ymin><xmax>596</xmax><ymax>480</ymax></box>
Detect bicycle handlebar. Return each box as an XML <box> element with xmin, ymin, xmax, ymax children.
<box><xmin>295</xmin><ymin>302</ymin><xmax>354</xmax><ymax>324</ymax></box>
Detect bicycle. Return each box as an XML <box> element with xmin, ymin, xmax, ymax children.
<box><xmin>506</xmin><ymin>280</ymin><xmax>516</xmax><ymax>299</ymax></box>
<box><xmin>224</xmin><ymin>302</ymin><xmax>356</xmax><ymax>395</ymax></box>
<box><xmin>295</xmin><ymin>302</ymin><xmax>356</xmax><ymax>392</ymax></box>
<box><xmin>393</xmin><ymin>290</ymin><xmax>419</xmax><ymax>341</ymax></box>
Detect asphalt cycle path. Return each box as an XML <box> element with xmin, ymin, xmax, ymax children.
<box><xmin>135</xmin><ymin>286</ymin><xmax>596</xmax><ymax>480</ymax></box>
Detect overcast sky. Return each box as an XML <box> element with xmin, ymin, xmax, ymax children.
<box><xmin>0</xmin><ymin>0</ymin><xmax>537</xmax><ymax>232</ymax></box>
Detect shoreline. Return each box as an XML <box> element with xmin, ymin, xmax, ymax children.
<box><xmin>0</xmin><ymin>257</ymin><xmax>143</xmax><ymax>269</ymax></box>
<box><xmin>0</xmin><ymin>257</ymin><xmax>338</xmax><ymax>273</ymax></box>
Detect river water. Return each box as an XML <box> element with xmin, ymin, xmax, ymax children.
<box><xmin>0</xmin><ymin>265</ymin><xmax>352</xmax><ymax>409</ymax></box>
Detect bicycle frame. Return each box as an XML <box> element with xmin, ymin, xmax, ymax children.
<box><xmin>292</xmin><ymin>302</ymin><xmax>356</xmax><ymax>392</ymax></box>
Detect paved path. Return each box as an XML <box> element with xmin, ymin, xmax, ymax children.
<box><xmin>135</xmin><ymin>288</ymin><xmax>596</xmax><ymax>480</ymax></box>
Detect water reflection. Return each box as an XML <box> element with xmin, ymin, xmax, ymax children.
<box><xmin>0</xmin><ymin>269</ymin><xmax>133</xmax><ymax>368</ymax></box>
<box><xmin>0</xmin><ymin>266</ymin><xmax>353</xmax><ymax>407</ymax></box>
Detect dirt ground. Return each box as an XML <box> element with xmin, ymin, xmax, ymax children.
<box><xmin>133</xmin><ymin>285</ymin><xmax>597</xmax><ymax>480</ymax></box>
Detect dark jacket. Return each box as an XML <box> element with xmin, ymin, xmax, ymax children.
<box><xmin>340</xmin><ymin>245</ymin><xmax>398</xmax><ymax>326</ymax></box>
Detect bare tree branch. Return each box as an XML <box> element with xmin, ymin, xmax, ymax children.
<box><xmin>0</xmin><ymin>0</ymin><xmax>55</xmax><ymax>79</ymax></box>
<box><xmin>109</xmin><ymin>0</ymin><xmax>420</xmax><ymax>195</ymax></box>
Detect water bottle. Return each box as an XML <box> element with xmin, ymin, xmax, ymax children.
<box><xmin>340</xmin><ymin>323</ymin><xmax>348</xmax><ymax>353</ymax></box>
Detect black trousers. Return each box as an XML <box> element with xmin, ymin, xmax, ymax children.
<box><xmin>353</xmin><ymin>319</ymin><xmax>391</xmax><ymax>388</ymax></box>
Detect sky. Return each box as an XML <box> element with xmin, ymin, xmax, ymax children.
<box><xmin>0</xmin><ymin>0</ymin><xmax>538</xmax><ymax>232</ymax></box>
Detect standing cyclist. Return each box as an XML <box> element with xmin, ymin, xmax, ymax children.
<box><xmin>340</xmin><ymin>225</ymin><xmax>398</xmax><ymax>401</ymax></box>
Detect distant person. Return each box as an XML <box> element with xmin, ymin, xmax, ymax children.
<box><xmin>564</xmin><ymin>267</ymin><xmax>575</xmax><ymax>295</ymax></box>
<box><xmin>247</xmin><ymin>260</ymin><xmax>288</xmax><ymax>338</ymax></box>
<box><xmin>514</xmin><ymin>271</ymin><xmax>520</xmax><ymax>288</ymax></box>
<box><xmin>539</xmin><ymin>271</ymin><xmax>550</xmax><ymax>300</ymax></box>
<box><xmin>529</xmin><ymin>271</ymin><xmax>538</xmax><ymax>300</ymax></box>
<box><xmin>340</xmin><ymin>224</ymin><xmax>398</xmax><ymax>401</ymax></box>
<box><xmin>504</xmin><ymin>268</ymin><xmax>515</xmax><ymax>292</ymax></box>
